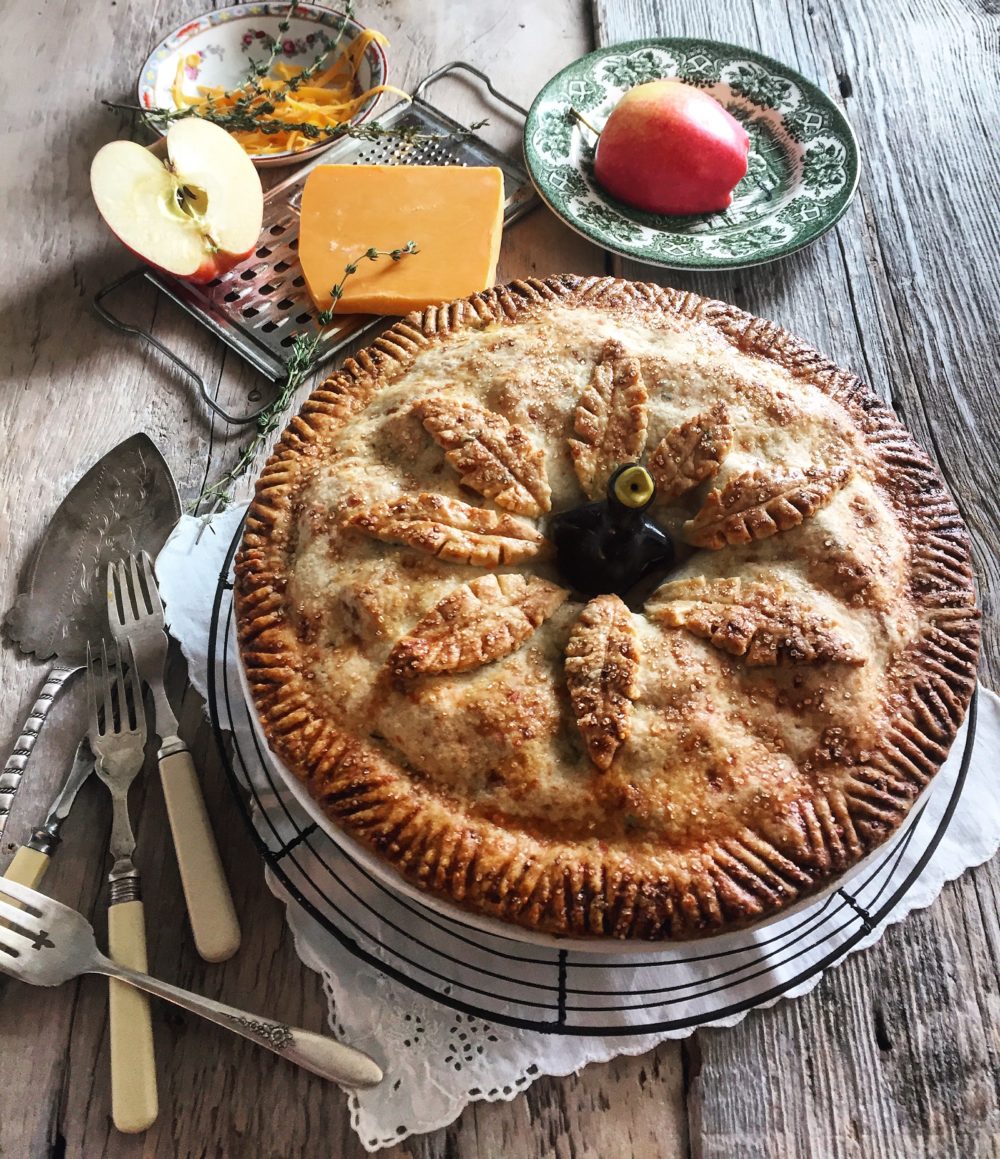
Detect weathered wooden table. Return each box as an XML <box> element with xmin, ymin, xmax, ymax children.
<box><xmin>2</xmin><ymin>1</ymin><xmax>997</xmax><ymax>1154</ymax></box>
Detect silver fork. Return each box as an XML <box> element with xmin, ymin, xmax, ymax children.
<box><xmin>0</xmin><ymin>876</ymin><xmax>383</xmax><ymax>1087</ymax></box>
<box><xmin>87</xmin><ymin>638</ymin><xmax>158</xmax><ymax>1133</ymax></box>
<box><xmin>108</xmin><ymin>552</ymin><xmax>240</xmax><ymax>963</ymax></box>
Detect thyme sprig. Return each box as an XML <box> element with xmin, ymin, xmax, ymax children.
<box><xmin>236</xmin><ymin>3</ymin><xmax>297</xmax><ymax>103</ymax></box>
<box><xmin>229</xmin><ymin>0</ymin><xmax>356</xmax><ymax>114</ymax></box>
<box><xmin>105</xmin><ymin>0</ymin><xmax>357</xmax><ymax>139</ymax></box>
<box><xmin>315</xmin><ymin>240</ymin><xmax>419</xmax><ymax>324</ymax></box>
<box><xmin>193</xmin><ymin>336</ymin><xmax>314</xmax><ymax>516</ymax></box>
<box><xmin>106</xmin><ymin>0</ymin><xmax>485</xmax><ymax>151</ymax></box>
<box><xmin>264</xmin><ymin>0</ymin><xmax>355</xmax><ymax>95</ymax></box>
<box><xmin>102</xmin><ymin>98</ymin><xmax>487</xmax><ymax>149</ymax></box>
<box><xmin>194</xmin><ymin>241</ymin><xmax>418</xmax><ymax>515</ymax></box>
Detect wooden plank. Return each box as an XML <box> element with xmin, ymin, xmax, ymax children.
<box><xmin>0</xmin><ymin>1</ymin><xmax>685</xmax><ymax>1157</ymax></box>
<box><xmin>390</xmin><ymin>1049</ymin><xmax>689</xmax><ymax>1159</ymax></box>
<box><xmin>593</xmin><ymin>1</ymin><xmax>1000</xmax><ymax>1155</ymax></box>
<box><xmin>9</xmin><ymin>0</ymin><xmax>995</xmax><ymax>1153</ymax></box>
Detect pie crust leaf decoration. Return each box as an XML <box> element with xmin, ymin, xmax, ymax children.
<box><xmin>236</xmin><ymin>276</ymin><xmax>980</xmax><ymax>943</ymax></box>
<box><xmin>648</xmin><ymin>402</ymin><xmax>733</xmax><ymax>505</ymax></box>
<box><xmin>568</xmin><ymin>339</ymin><xmax>649</xmax><ymax>499</ymax></box>
<box><xmin>683</xmin><ymin>464</ymin><xmax>852</xmax><ymax>550</ymax></box>
<box><xmin>648</xmin><ymin>576</ymin><xmax>866</xmax><ymax>666</ymax></box>
<box><xmin>388</xmin><ymin>573</ymin><xmax>568</xmax><ymax>683</ymax></box>
<box><xmin>349</xmin><ymin>493</ymin><xmax>546</xmax><ymax>566</ymax></box>
<box><xmin>414</xmin><ymin>395</ymin><xmax>552</xmax><ymax>517</ymax></box>
<box><xmin>564</xmin><ymin>594</ymin><xmax>640</xmax><ymax>770</ymax></box>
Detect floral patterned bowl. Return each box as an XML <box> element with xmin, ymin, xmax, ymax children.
<box><xmin>524</xmin><ymin>39</ymin><xmax>860</xmax><ymax>269</ymax></box>
<box><xmin>137</xmin><ymin>3</ymin><xmax>389</xmax><ymax>168</ymax></box>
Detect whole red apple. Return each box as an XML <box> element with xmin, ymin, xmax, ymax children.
<box><xmin>593</xmin><ymin>80</ymin><xmax>750</xmax><ymax>215</ymax></box>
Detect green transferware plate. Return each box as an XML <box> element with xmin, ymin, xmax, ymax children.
<box><xmin>523</xmin><ymin>38</ymin><xmax>860</xmax><ymax>270</ymax></box>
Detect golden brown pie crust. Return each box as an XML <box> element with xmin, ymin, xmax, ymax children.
<box><xmin>235</xmin><ymin>275</ymin><xmax>979</xmax><ymax>940</ymax></box>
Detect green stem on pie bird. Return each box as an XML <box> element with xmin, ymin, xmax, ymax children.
<box><xmin>192</xmin><ymin>241</ymin><xmax>418</xmax><ymax>517</ymax></box>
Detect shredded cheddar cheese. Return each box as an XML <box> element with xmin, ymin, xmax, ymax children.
<box><xmin>170</xmin><ymin>28</ymin><xmax>407</xmax><ymax>156</ymax></box>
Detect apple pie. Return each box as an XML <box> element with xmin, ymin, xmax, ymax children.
<box><xmin>235</xmin><ymin>276</ymin><xmax>979</xmax><ymax>940</ymax></box>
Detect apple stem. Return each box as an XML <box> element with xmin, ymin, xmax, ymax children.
<box><xmin>569</xmin><ymin>106</ymin><xmax>602</xmax><ymax>138</ymax></box>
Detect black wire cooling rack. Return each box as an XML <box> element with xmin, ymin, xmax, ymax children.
<box><xmin>208</xmin><ymin>515</ymin><xmax>978</xmax><ymax>1036</ymax></box>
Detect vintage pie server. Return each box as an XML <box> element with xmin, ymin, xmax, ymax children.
<box><xmin>2</xmin><ymin>434</ymin><xmax>180</xmax><ymax>844</ymax></box>
<box><xmin>108</xmin><ymin>552</ymin><xmax>241</xmax><ymax>963</ymax></box>
<box><xmin>0</xmin><ymin>876</ymin><xmax>383</xmax><ymax>1088</ymax></box>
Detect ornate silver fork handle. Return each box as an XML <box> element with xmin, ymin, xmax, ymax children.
<box><xmin>93</xmin><ymin>954</ymin><xmax>383</xmax><ymax>1088</ymax></box>
<box><xmin>0</xmin><ymin>666</ymin><xmax>81</xmax><ymax>842</ymax></box>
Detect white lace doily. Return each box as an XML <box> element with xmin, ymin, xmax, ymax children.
<box><xmin>158</xmin><ymin>507</ymin><xmax>1000</xmax><ymax>1151</ymax></box>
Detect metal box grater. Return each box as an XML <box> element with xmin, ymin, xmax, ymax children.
<box><xmin>96</xmin><ymin>62</ymin><xmax>537</xmax><ymax>400</ymax></box>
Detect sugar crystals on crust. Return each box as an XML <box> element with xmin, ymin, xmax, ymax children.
<box><xmin>235</xmin><ymin>276</ymin><xmax>979</xmax><ymax>942</ymax></box>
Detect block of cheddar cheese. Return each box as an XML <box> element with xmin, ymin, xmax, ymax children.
<box><xmin>298</xmin><ymin>165</ymin><xmax>505</xmax><ymax>315</ymax></box>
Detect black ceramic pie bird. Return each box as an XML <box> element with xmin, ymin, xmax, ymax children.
<box><xmin>549</xmin><ymin>464</ymin><xmax>674</xmax><ymax>599</ymax></box>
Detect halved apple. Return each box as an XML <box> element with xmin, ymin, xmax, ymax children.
<box><xmin>90</xmin><ymin>118</ymin><xmax>264</xmax><ymax>283</ymax></box>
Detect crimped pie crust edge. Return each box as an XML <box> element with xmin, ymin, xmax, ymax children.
<box><xmin>234</xmin><ymin>275</ymin><xmax>980</xmax><ymax>940</ymax></box>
